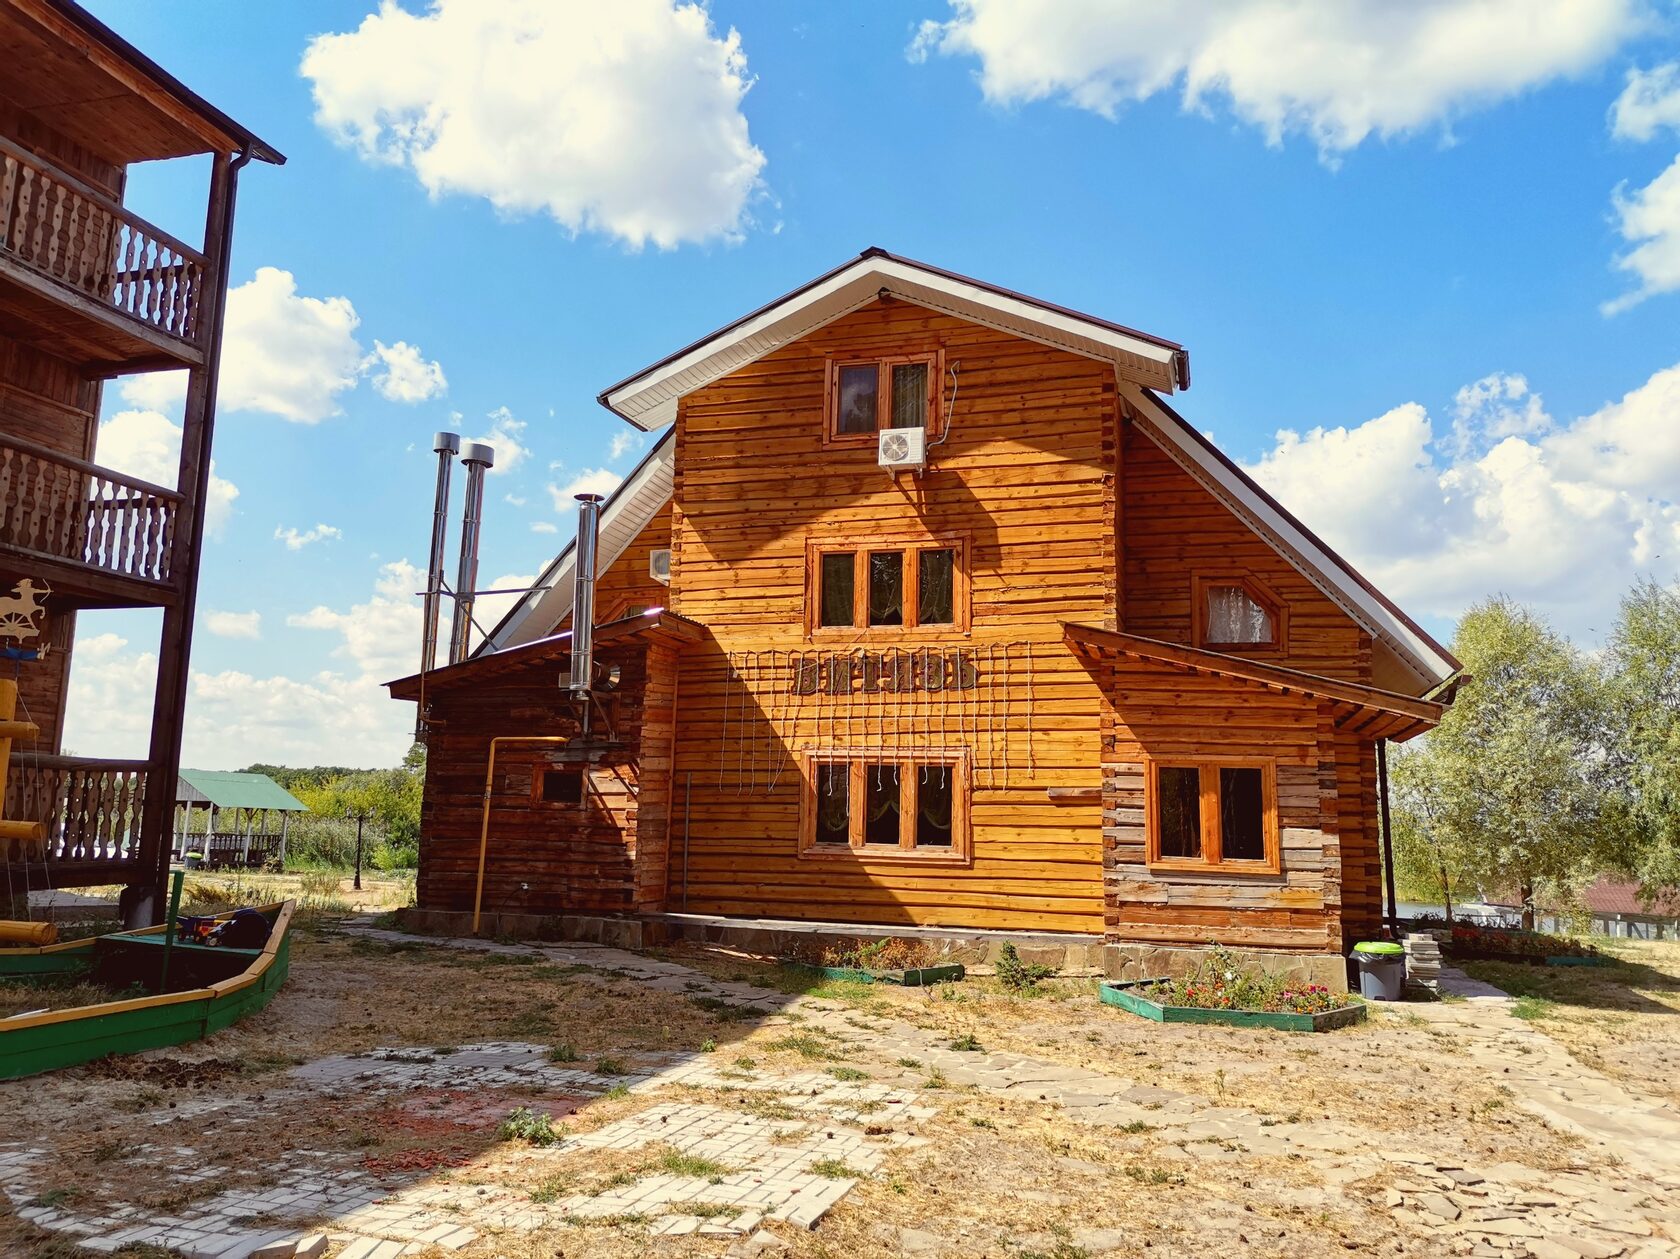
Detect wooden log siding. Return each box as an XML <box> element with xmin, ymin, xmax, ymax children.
<box><xmin>414</xmin><ymin>645</ymin><xmax>660</xmax><ymax>917</ymax></box>
<box><xmin>1095</xmin><ymin>652</ymin><xmax>1346</xmax><ymax>953</ymax></box>
<box><xmin>665</xmin><ymin>300</ymin><xmax>1115</xmax><ymax>933</ymax></box>
<box><xmin>1121</xmin><ymin>420</ymin><xmax>1373</xmax><ymax>682</ymax></box>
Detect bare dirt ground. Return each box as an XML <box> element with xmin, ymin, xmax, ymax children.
<box><xmin>2</xmin><ymin>923</ymin><xmax>1678</xmax><ymax>1259</ymax></box>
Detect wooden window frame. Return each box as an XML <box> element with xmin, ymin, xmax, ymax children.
<box><xmin>798</xmin><ymin>749</ymin><xmax>971</xmax><ymax>865</ymax></box>
<box><xmin>1192</xmin><ymin>573</ymin><xmax>1289</xmax><ymax>655</ymax></box>
<box><xmin>532</xmin><ymin>765</ymin><xmax>587</xmax><ymax>807</ymax></box>
<box><xmin>822</xmin><ymin>351</ymin><xmax>944</xmax><ymax>447</ymax></box>
<box><xmin>804</xmin><ymin>533</ymin><xmax>970</xmax><ymax>638</ymax></box>
<box><xmin>1144</xmin><ymin>758</ymin><xmax>1280</xmax><ymax>875</ymax></box>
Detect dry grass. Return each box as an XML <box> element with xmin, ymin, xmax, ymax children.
<box><xmin>1462</xmin><ymin>938</ymin><xmax>1680</xmax><ymax>1104</ymax></box>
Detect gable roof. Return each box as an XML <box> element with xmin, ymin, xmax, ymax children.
<box><xmin>1063</xmin><ymin>623</ymin><xmax>1445</xmax><ymax>743</ymax></box>
<box><xmin>599</xmin><ymin>248</ymin><xmax>1190</xmax><ymax>431</ymax></box>
<box><xmin>477</xmin><ymin>428</ymin><xmax>674</xmax><ymax>656</ymax></box>
<box><xmin>1123</xmin><ymin>385</ymin><xmax>1460</xmax><ymax>694</ymax></box>
<box><xmin>175</xmin><ymin>770</ymin><xmax>307</xmax><ymax>811</ymax></box>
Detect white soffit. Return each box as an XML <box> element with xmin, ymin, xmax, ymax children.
<box><xmin>1122</xmin><ymin>383</ymin><xmax>1458</xmax><ymax>694</ymax></box>
<box><xmin>479</xmin><ymin>431</ymin><xmax>675</xmax><ymax>654</ymax></box>
<box><xmin>602</xmin><ymin>253</ymin><xmax>1187</xmax><ymax>431</ymax></box>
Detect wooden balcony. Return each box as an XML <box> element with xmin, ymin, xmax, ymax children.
<box><xmin>2</xmin><ymin>754</ymin><xmax>149</xmax><ymax>890</ymax></box>
<box><xmin>0</xmin><ymin>135</ymin><xmax>208</xmax><ymax>376</ymax></box>
<box><xmin>0</xmin><ymin>432</ymin><xmax>180</xmax><ymax>606</ymax></box>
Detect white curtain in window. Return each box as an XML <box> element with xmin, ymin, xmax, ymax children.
<box><xmin>1206</xmin><ymin>585</ymin><xmax>1274</xmax><ymax>644</ymax></box>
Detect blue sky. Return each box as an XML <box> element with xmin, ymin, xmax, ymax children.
<box><xmin>64</xmin><ymin>0</ymin><xmax>1680</xmax><ymax>767</ymax></box>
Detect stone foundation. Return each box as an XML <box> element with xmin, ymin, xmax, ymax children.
<box><xmin>395</xmin><ymin>908</ymin><xmax>1105</xmax><ymax>973</ymax></box>
<box><xmin>1103</xmin><ymin>941</ymin><xmax>1350</xmax><ymax>994</ymax></box>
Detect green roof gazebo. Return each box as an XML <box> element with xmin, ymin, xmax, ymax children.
<box><xmin>174</xmin><ymin>771</ymin><xmax>308</xmax><ymax>869</ymax></box>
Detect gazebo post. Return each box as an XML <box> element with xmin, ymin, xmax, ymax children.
<box><xmin>240</xmin><ymin>807</ymin><xmax>252</xmax><ymax>867</ymax></box>
<box><xmin>207</xmin><ymin>803</ymin><xmax>218</xmax><ymax>865</ymax></box>
<box><xmin>278</xmin><ymin>811</ymin><xmax>289</xmax><ymax>869</ymax></box>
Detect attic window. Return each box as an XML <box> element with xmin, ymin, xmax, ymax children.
<box><xmin>1194</xmin><ymin>575</ymin><xmax>1287</xmax><ymax>653</ymax></box>
<box><xmin>825</xmin><ymin>354</ymin><xmax>941</xmax><ymax>444</ymax></box>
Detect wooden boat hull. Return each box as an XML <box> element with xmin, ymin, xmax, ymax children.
<box><xmin>0</xmin><ymin>901</ymin><xmax>294</xmax><ymax>1081</ymax></box>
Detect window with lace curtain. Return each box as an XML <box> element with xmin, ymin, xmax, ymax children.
<box><xmin>801</xmin><ymin>752</ymin><xmax>969</xmax><ymax>860</ymax></box>
<box><xmin>1193</xmin><ymin>574</ymin><xmax>1287</xmax><ymax>653</ymax></box>
<box><xmin>824</xmin><ymin>353</ymin><xmax>942</xmax><ymax>445</ymax></box>
<box><xmin>806</xmin><ymin>535</ymin><xmax>967</xmax><ymax>636</ymax></box>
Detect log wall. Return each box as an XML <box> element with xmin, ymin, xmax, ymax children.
<box><xmin>1094</xmin><ymin>652</ymin><xmax>1344</xmax><ymax>953</ymax></box>
<box><xmin>665</xmin><ymin>299</ymin><xmax>1115</xmax><ymax>933</ymax></box>
<box><xmin>414</xmin><ymin>642</ymin><xmax>666</xmax><ymax>917</ymax></box>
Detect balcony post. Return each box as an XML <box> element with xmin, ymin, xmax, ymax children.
<box><xmin>129</xmin><ymin>148</ymin><xmax>243</xmax><ymax>926</ymax></box>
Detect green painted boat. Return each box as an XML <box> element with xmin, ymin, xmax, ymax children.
<box><xmin>0</xmin><ymin>900</ymin><xmax>294</xmax><ymax>1081</ymax></box>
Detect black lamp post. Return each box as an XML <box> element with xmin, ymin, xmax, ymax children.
<box><xmin>345</xmin><ymin>805</ymin><xmax>374</xmax><ymax>891</ymax></box>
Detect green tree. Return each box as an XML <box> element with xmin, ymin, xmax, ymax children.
<box><xmin>1605</xmin><ymin>578</ymin><xmax>1680</xmax><ymax>896</ymax></box>
<box><xmin>1389</xmin><ymin>597</ymin><xmax>1613</xmax><ymax>927</ymax></box>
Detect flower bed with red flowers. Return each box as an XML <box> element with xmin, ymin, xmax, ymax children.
<box><xmin>1141</xmin><ymin>973</ymin><xmax>1341</xmax><ymax>1015</ymax></box>
<box><xmin>1441</xmin><ymin>924</ymin><xmax>1603</xmax><ymax>965</ymax></box>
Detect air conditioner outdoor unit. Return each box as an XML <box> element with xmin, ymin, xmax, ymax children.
<box><xmin>648</xmin><ymin>548</ymin><xmax>672</xmax><ymax>585</ymax></box>
<box><xmin>877</xmin><ymin>425</ymin><xmax>927</xmax><ymax>472</ymax></box>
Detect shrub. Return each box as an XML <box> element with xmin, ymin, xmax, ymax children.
<box><xmin>995</xmin><ymin>943</ymin><xmax>1056</xmax><ymax>993</ymax></box>
<box><xmin>499</xmin><ymin>1106</ymin><xmax>562</xmax><ymax>1146</ymax></box>
<box><xmin>1442</xmin><ymin>924</ymin><xmax>1599</xmax><ymax>963</ymax></box>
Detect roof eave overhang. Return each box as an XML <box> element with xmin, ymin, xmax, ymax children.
<box><xmin>1063</xmin><ymin>623</ymin><xmax>1446</xmax><ymax>743</ymax></box>
<box><xmin>598</xmin><ymin>250</ymin><xmax>1188</xmax><ymax>432</ymax></box>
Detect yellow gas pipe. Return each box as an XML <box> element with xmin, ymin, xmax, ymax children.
<box><xmin>472</xmin><ymin>736</ymin><xmax>575</xmax><ymax>935</ymax></box>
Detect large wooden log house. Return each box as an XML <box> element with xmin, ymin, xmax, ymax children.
<box><xmin>390</xmin><ymin>250</ymin><xmax>1459</xmax><ymax>976</ymax></box>
<box><xmin>0</xmin><ymin>0</ymin><xmax>281</xmax><ymax>921</ymax></box>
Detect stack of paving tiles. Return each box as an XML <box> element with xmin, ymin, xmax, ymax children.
<box><xmin>1403</xmin><ymin>933</ymin><xmax>1442</xmax><ymax>995</ymax></box>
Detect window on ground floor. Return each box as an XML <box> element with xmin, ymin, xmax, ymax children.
<box><xmin>1146</xmin><ymin>759</ymin><xmax>1278</xmax><ymax>873</ymax></box>
<box><xmin>801</xmin><ymin>752</ymin><xmax>968</xmax><ymax>860</ymax></box>
<box><xmin>536</xmin><ymin>766</ymin><xmax>586</xmax><ymax>806</ymax></box>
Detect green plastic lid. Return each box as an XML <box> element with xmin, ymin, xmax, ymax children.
<box><xmin>1353</xmin><ymin>941</ymin><xmax>1405</xmax><ymax>956</ymax></box>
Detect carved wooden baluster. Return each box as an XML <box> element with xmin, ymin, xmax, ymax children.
<box><xmin>0</xmin><ymin>154</ymin><xmax>17</xmax><ymax>252</ymax></box>
<box><xmin>14</xmin><ymin>165</ymin><xmax>37</xmax><ymax>264</ymax></box>
<box><xmin>0</xmin><ymin>445</ymin><xmax>16</xmax><ymax>550</ymax></box>
<box><xmin>148</xmin><ymin>495</ymin><xmax>166</xmax><ymax>579</ymax></box>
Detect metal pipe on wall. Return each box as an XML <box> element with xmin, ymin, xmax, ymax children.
<box><xmin>568</xmin><ymin>492</ymin><xmax>604</xmax><ymax>698</ymax></box>
<box><xmin>448</xmin><ymin>441</ymin><xmax>495</xmax><ymax>664</ymax></box>
<box><xmin>421</xmin><ymin>432</ymin><xmax>460</xmax><ymax>679</ymax></box>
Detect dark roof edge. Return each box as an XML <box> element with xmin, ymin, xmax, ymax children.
<box><xmin>47</xmin><ymin>0</ymin><xmax>286</xmax><ymax>165</ymax></box>
<box><xmin>1139</xmin><ymin>388</ymin><xmax>1462</xmax><ymax>677</ymax></box>
<box><xmin>597</xmin><ymin>247</ymin><xmax>1187</xmax><ymax>421</ymax></box>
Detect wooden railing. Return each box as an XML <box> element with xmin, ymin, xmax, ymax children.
<box><xmin>4</xmin><ymin>754</ymin><xmax>148</xmax><ymax>865</ymax></box>
<box><xmin>0</xmin><ymin>434</ymin><xmax>180</xmax><ymax>586</ymax></box>
<box><xmin>0</xmin><ymin>136</ymin><xmax>206</xmax><ymax>350</ymax></box>
<box><xmin>177</xmin><ymin>832</ymin><xmax>284</xmax><ymax>869</ymax></box>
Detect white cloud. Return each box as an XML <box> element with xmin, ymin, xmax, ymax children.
<box><xmin>530</xmin><ymin>520</ymin><xmax>559</xmax><ymax>535</ymax></box>
<box><xmin>547</xmin><ymin>468</ymin><xmax>622</xmax><ymax>512</ymax></box>
<box><xmin>275</xmin><ymin>523</ymin><xmax>344</xmax><ymax>551</ymax></box>
<box><xmin>503</xmin><ymin>493</ymin><xmax>527</xmax><ymax>508</ymax></box>
<box><xmin>1239</xmin><ymin>362</ymin><xmax>1680</xmax><ymax>637</ymax></box>
<box><xmin>1605</xmin><ymin>154</ymin><xmax>1680</xmax><ymax>313</ymax></box>
<box><xmin>205</xmin><ymin>610</ymin><xmax>262</xmax><ymax>640</ymax></box>
<box><xmin>301</xmin><ymin>0</ymin><xmax>767</xmax><ymax>249</ymax></box>
<box><xmin>609</xmin><ymin>430</ymin><xmax>645</xmax><ymax>461</ymax></box>
<box><xmin>121</xmin><ymin>268</ymin><xmax>366</xmax><ymax>423</ymax></box>
<box><xmin>1611</xmin><ymin>62</ymin><xmax>1680</xmax><ymax>140</ymax></box>
<box><xmin>911</xmin><ymin>0</ymin><xmax>1641</xmax><ymax>157</ymax></box>
<box><xmin>94</xmin><ymin>409</ymin><xmax>239</xmax><ymax>536</ymax></box>
<box><xmin>366</xmin><ymin>339</ymin><xmax>447</xmax><ymax>403</ymax></box>
<box><xmin>469</xmin><ymin>406</ymin><xmax>530</xmax><ymax>476</ymax></box>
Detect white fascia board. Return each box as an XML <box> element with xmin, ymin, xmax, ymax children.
<box><xmin>1122</xmin><ymin>383</ymin><xmax>1457</xmax><ymax>691</ymax></box>
<box><xmin>605</xmin><ymin>257</ymin><xmax>1183</xmax><ymax>430</ymax></box>
<box><xmin>478</xmin><ymin>432</ymin><xmax>675</xmax><ymax>654</ymax></box>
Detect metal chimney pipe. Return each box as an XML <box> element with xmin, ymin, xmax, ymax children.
<box><xmin>420</xmin><ymin>432</ymin><xmax>460</xmax><ymax>681</ymax></box>
<box><xmin>448</xmin><ymin>441</ymin><xmax>495</xmax><ymax>664</ymax></box>
<box><xmin>568</xmin><ymin>492</ymin><xmax>604</xmax><ymax>699</ymax></box>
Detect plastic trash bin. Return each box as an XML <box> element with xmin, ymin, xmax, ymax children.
<box><xmin>1351</xmin><ymin>941</ymin><xmax>1406</xmax><ymax>1000</ymax></box>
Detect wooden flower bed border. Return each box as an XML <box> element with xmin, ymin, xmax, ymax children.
<box><xmin>1099</xmin><ymin>980</ymin><xmax>1367</xmax><ymax>1033</ymax></box>
<box><xmin>784</xmin><ymin>961</ymin><xmax>966</xmax><ymax>987</ymax></box>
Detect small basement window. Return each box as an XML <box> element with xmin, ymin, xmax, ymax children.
<box><xmin>1193</xmin><ymin>574</ymin><xmax>1287</xmax><ymax>653</ymax></box>
<box><xmin>802</xmin><ymin>754</ymin><xmax>968</xmax><ymax>859</ymax></box>
<box><xmin>1146</xmin><ymin>760</ymin><xmax>1278</xmax><ymax>873</ymax></box>
<box><xmin>808</xmin><ymin>536</ymin><xmax>967</xmax><ymax>634</ymax></box>
<box><xmin>537</xmin><ymin>767</ymin><xmax>585</xmax><ymax>805</ymax></box>
<box><xmin>825</xmin><ymin>354</ymin><xmax>941</xmax><ymax>444</ymax></box>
